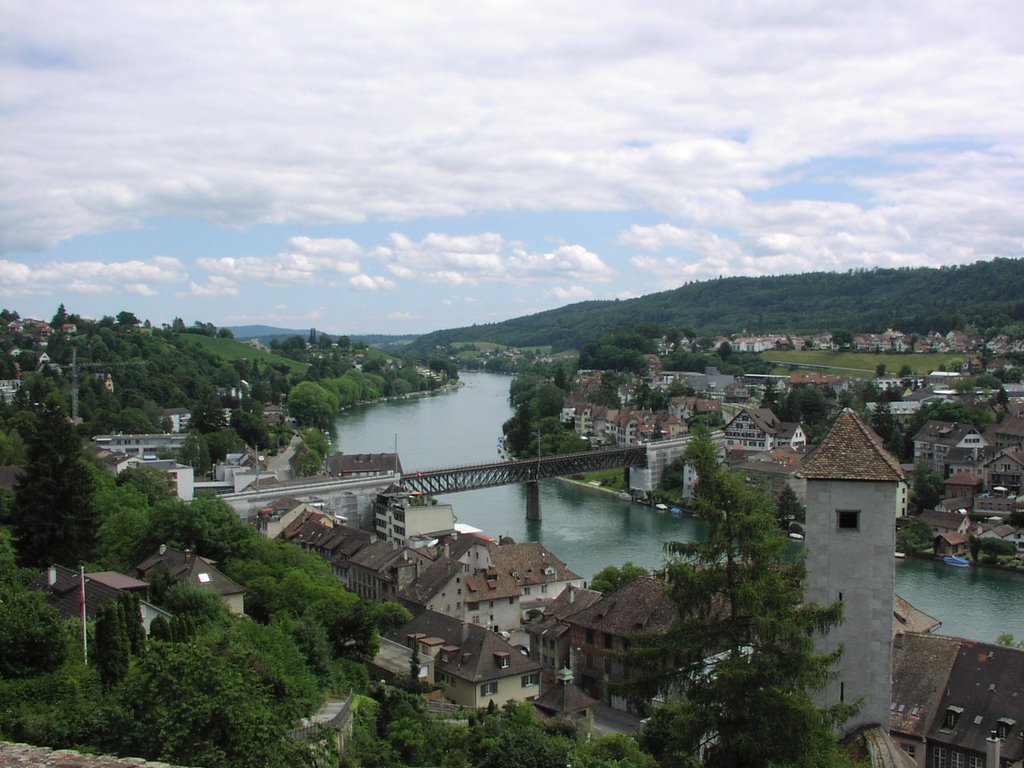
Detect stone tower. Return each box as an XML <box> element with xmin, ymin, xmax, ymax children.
<box><xmin>799</xmin><ymin>409</ymin><xmax>905</xmax><ymax>736</ymax></box>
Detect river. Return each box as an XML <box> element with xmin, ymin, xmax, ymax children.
<box><xmin>333</xmin><ymin>371</ymin><xmax>1024</xmax><ymax>644</ymax></box>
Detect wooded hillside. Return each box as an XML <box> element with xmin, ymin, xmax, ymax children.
<box><xmin>406</xmin><ymin>259</ymin><xmax>1024</xmax><ymax>355</ymax></box>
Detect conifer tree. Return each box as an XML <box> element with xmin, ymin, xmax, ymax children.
<box><xmin>628</xmin><ymin>431</ymin><xmax>851</xmax><ymax>768</ymax></box>
<box><xmin>94</xmin><ymin>599</ymin><xmax>130</xmax><ymax>690</ymax></box>
<box><xmin>13</xmin><ymin>404</ymin><xmax>96</xmax><ymax>567</ymax></box>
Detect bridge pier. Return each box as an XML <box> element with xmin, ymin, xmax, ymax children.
<box><xmin>525</xmin><ymin>480</ymin><xmax>541</xmax><ymax>521</ymax></box>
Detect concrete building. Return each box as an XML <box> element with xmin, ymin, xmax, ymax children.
<box><xmin>800</xmin><ymin>409</ymin><xmax>905</xmax><ymax>738</ymax></box>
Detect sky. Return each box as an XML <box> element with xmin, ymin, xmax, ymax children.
<box><xmin>1</xmin><ymin>2</ymin><xmax>1022</xmax><ymax>336</ymax></box>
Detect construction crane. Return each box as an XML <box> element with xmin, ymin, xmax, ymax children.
<box><xmin>65</xmin><ymin>349</ymin><xmax>148</xmax><ymax>421</ymax></box>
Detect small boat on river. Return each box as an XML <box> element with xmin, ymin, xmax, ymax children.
<box><xmin>943</xmin><ymin>556</ymin><xmax>970</xmax><ymax>567</ymax></box>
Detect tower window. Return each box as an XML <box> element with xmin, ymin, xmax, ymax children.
<box><xmin>837</xmin><ymin>510</ymin><xmax>860</xmax><ymax>530</ymax></box>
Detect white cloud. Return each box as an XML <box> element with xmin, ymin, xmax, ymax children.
<box><xmin>188</xmin><ymin>275</ymin><xmax>238</xmax><ymax>296</ymax></box>
<box><xmin>387</xmin><ymin>311</ymin><xmax>412</xmax><ymax>320</ymax></box>
<box><xmin>349</xmin><ymin>274</ymin><xmax>396</xmax><ymax>291</ymax></box>
<box><xmin>549</xmin><ymin>285</ymin><xmax>594</xmax><ymax>301</ymax></box>
<box><xmin>0</xmin><ymin>256</ymin><xmax>185</xmax><ymax>296</ymax></box>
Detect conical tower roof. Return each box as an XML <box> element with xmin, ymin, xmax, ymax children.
<box><xmin>798</xmin><ymin>409</ymin><xmax>904</xmax><ymax>482</ymax></box>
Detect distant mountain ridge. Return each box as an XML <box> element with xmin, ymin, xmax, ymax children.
<box><xmin>227</xmin><ymin>325</ymin><xmax>418</xmax><ymax>349</ymax></box>
<box><xmin>406</xmin><ymin>259</ymin><xmax>1024</xmax><ymax>355</ymax></box>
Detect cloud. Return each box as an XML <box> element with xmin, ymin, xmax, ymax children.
<box><xmin>198</xmin><ymin>236</ymin><xmax>362</xmax><ymax>284</ymax></box>
<box><xmin>348</xmin><ymin>274</ymin><xmax>396</xmax><ymax>291</ymax></box>
<box><xmin>0</xmin><ymin>256</ymin><xmax>186</xmax><ymax>297</ymax></box>
<box><xmin>549</xmin><ymin>285</ymin><xmax>594</xmax><ymax>301</ymax></box>
<box><xmin>387</xmin><ymin>311</ymin><xmax>412</xmax><ymax>320</ymax></box>
<box><xmin>372</xmin><ymin>232</ymin><xmax>613</xmax><ymax>286</ymax></box>
<box><xmin>188</xmin><ymin>275</ymin><xmax>238</xmax><ymax>296</ymax></box>
<box><xmin>1</xmin><ymin>1</ymin><xmax>1021</xmax><ymax>317</ymax></box>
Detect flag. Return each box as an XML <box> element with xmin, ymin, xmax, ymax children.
<box><xmin>79</xmin><ymin>566</ymin><xmax>88</xmax><ymax>662</ymax></box>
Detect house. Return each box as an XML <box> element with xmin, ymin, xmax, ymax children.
<box><xmin>984</xmin><ymin>416</ymin><xmax>1024</xmax><ymax>451</ymax></box>
<box><xmin>920</xmin><ymin>509</ymin><xmax>972</xmax><ymax>537</ymax></box>
<box><xmin>723</xmin><ymin>406</ymin><xmax>805</xmax><ymax>451</ymax></box>
<box><xmin>28</xmin><ymin>564</ymin><xmax>171</xmax><ymax>634</ymax></box>
<box><xmin>891</xmin><ymin>633</ymin><xmax>1024</xmax><ymax>768</ymax></box>
<box><xmin>943</xmin><ymin>472</ymin><xmax>983</xmax><ymax>506</ymax></box>
<box><xmin>564</xmin><ymin>577</ymin><xmax>676</xmax><ymax>712</ymax></box>
<box><xmin>524</xmin><ymin>584</ymin><xmax>603</xmax><ymax>686</ymax></box>
<box><xmin>912</xmin><ymin>421</ymin><xmax>989</xmax><ymax>477</ymax></box>
<box><xmin>347</xmin><ymin>540</ymin><xmax>432</xmax><ymax>603</ymax></box>
<box><xmin>325</xmin><ymin>452</ymin><xmax>402</xmax><ymax>479</ymax></box>
<box><xmin>981</xmin><ymin>448</ymin><xmax>1024</xmax><ymax>497</ymax></box>
<box><xmin>135</xmin><ymin>545</ymin><xmax>246</xmax><ymax>615</ymax></box>
<box><xmin>92</xmin><ymin>432</ymin><xmax>189</xmax><ymax>457</ymax></box>
<box><xmin>388</xmin><ymin>610</ymin><xmax>542</xmax><ymax>709</ymax></box>
<box><xmin>371</xmin><ymin>486</ymin><xmax>456</xmax><ymax>547</ymax></box>
<box><xmin>533</xmin><ymin>667</ymin><xmax>600</xmax><ymax>733</ymax></box>
<box><xmin>281</xmin><ymin>519</ymin><xmax>373</xmax><ymax>587</ymax></box>
<box><xmin>162</xmin><ymin>407</ymin><xmax>192</xmax><ymax>433</ymax></box>
<box><xmin>935</xmin><ymin>531</ymin><xmax>970</xmax><ymax>557</ymax></box>
<box><xmin>487</xmin><ymin>538</ymin><xmax>583</xmax><ymax>619</ymax></box>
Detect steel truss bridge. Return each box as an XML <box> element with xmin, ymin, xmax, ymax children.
<box><xmin>403</xmin><ymin>445</ymin><xmax>647</xmax><ymax>520</ymax></box>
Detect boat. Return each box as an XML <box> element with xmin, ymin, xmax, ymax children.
<box><xmin>670</xmin><ymin>507</ymin><xmax>682</xmax><ymax>516</ymax></box>
<box><xmin>894</xmin><ymin>552</ymin><xmax>906</xmax><ymax>559</ymax></box>
<box><xmin>788</xmin><ymin>532</ymin><xmax>804</xmax><ymax>541</ymax></box>
<box><xmin>655</xmin><ymin>503</ymin><xmax>669</xmax><ymax>511</ymax></box>
<box><xmin>943</xmin><ymin>556</ymin><xmax>970</xmax><ymax>567</ymax></box>
<box><xmin>618</xmin><ymin>491</ymin><xmax>632</xmax><ymax>501</ymax></box>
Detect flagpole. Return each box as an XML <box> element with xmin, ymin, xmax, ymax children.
<box><xmin>79</xmin><ymin>566</ymin><xmax>88</xmax><ymax>663</ymax></box>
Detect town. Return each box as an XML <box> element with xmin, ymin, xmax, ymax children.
<box><xmin>1</xmin><ymin>309</ymin><xmax>1023</xmax><ymax>768</ymax></box>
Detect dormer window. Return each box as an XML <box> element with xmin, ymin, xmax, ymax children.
<box><xmin>996</xmin><ymin>717</ymin><xmax>1016</xmax><ymax>739</ymax></box>
<box><xmin>942</xmin><ymin>706</ymin><xmax>963</xmax><ymax>731</ymax></box>
<box><xmin>495</xmin><ymin>652</ymin><xmax>510</xmax><ymax>669</ymax></box>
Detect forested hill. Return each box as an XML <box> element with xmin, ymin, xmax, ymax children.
<box><xmin>407</xmin><ymin>258</ymin><xmax>1024</xmax><ymax>355</ymax></box>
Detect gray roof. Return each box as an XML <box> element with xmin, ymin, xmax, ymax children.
<box><xmin>389</xmin><ymin>610</ymin><xmax>540</xmax><ymax>684</ymax></box>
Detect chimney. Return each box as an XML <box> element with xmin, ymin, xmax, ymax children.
<box><xmin>159</xmin><ymin>543</ymin><xmax>167</xmax><ymax>556</ymax></box>
<box><xmin>461</xmin><ymin>621</ymin><xmax>470</xmax><ymax>644</ymax></box>
<box><xmin>894</xmin><ymin>631</ymin><xmax>904</xmax><ymax>649</ymax></box>
<box><xmin>47</xmin><ymin>565</ymin><xmax>57</xmax><ymax>586</ymax></box>
<box><xmin>569</xmin><ymin>586</ymin><xmax>575</xmax><ymax>604</ymax></box>
<box><xmin>986</xmin><ymin>731</ymin><xmax>1000</xmax><ymax>768</ymax></box>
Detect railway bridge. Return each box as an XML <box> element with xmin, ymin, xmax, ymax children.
<box><xmin>403</xmin><ymin>445</ymin><xmax>647</xmax><ymax>520</ymax></box>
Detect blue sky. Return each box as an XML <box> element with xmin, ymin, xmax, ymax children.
<box><xmin>2</xmin><ymin>2</ymin><xmax>1022</xmax><ymax>335</ymax></box>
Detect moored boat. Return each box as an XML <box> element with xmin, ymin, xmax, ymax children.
<box><xmin>943</xmin><ymin>556</ymin><xmax>970</xmax><ymax>567</ymax></box>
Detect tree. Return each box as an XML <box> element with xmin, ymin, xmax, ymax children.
<box><xmin>287</xmin><ymin>381</ymin><xmax>338</xmax><ymax>428</ymax></box>
<box><xmin>910</xmin><ymin>461</ymin><xmax>944</xmax><ymax>514</ymax></box>
<box><xmin>775</xmin><ymin>485</ymin><xmax>806</xmax><ymax>530</ymax></box>
<box><xmin>896</xmin><ymin>516</ymin><xmax>935</xmax><ymax>554</ymax></box>
<box><xmin>13</xmin><ymin>404</ymin><xmax>96</xmax><ymax>567</ymax></box>
<box><xmin>0</xmin><ymin>583</ymin><xmax>66</xmax><ymax>677</ymax></box>
<box><xmin>178</xmin><ymin>431</ymin><xmax>211</xmax><ymax>476</ymax></box>
<box><xmin>630</xmin><ymin>431</ymin><xmax>849</xmax><ymax>768</ymax></box>
<box><xmin>94</xmin><ymin>598</ymin><xmax>131</xmax><ymax>690</ymax></box>
<box><xmin>590</xmin><ymin>562</ymin><xmax>650</xmax><ymax>594</ymax></box>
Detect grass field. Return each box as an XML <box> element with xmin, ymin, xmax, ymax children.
<box><xmin>178</xmin><ymin>334</ymin><xmax>309</xmax><ymax>374</ymax></box>
<box><xmin>763</xmin><ymin>350</ymin><xmax>966</xmax><ymax>378</ymax></box>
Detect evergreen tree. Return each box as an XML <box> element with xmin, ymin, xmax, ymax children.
<box><xmin>119</xmin><ymin>590</ymin><xmax>147</xmax><ymax>656</ymax></box>
<box><xmin>12</xmin><ymin>404</ymin><xmax>96</xmax><ymax>567</ymax></box>
<box><xmin>629</xmin><ymin>431</ymin><xmax>849</xmax><ymax>768</ymax></box>
<box><xmin>94</xmin><ymin>599</ymin><xmax>130</xmax><ymax>690</ymax></box>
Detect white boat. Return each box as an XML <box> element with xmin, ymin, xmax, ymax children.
<box><xmin>655</xmin><ymin>503</ymin><xmax>669</xmax><ymax>511</ymax></box>
<box><xmin>788</xmin><ymin>532</ymin><xmax>804</xmax><ymax>540</ymax></box>
<box><xmin>894</xmin><ymin>552</ymin><xmax>906</xmax><ymax>559</ymax></box>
